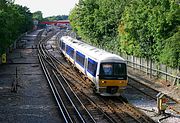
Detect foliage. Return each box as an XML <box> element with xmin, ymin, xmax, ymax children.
<box><xmin>120</xmin><ymin>0</ymin><xmax>180</xmax><ymax>67</ymax></box>
<box><xmin>159</xmin><ymin>30</ymin><xmax>180</xmax><ymax>67</ymax></box>
<box><xmin>69</xmin><ymin>0</ymin><xmax>130</xmax><ymax>46</ymax></box>
<box><xmin>33</xmin><ymin>11</ymin><xmax>43</xmax><ymax>21</ymax></box>
<box><xmin>43</xmin><ymin>15</ymin><xmax>68</xmax><ymax>21</ymax></box>
<box><xmin>0</xmin><ymin>0</ymin><xmax>33</xmax><ymax>54</ymax></box>
<box><xmin>69</xmin><ymin>0</ymin><xmax>180</xmax><ymax>68</ymax></box>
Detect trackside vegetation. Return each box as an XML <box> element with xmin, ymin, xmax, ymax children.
<box><xmin>69</xmin><ymin>0</ymin><xmax>180</xmax><ymax>68</ymax></box>
<box><xmin>0</xmin><ymin>0</ymin><xmax>33</xmax><ymax>55</ymax></box>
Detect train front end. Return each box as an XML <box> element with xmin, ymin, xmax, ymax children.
<box><xmin>97</xmin><ymin>62</ymin><xmax>128</xmax><ymax>96</ymax></box>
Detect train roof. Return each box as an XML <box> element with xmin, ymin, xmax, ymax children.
<box><xmin>61</xmin><ymin>36</ymin><xmax>125</xmax><ymax>62</ymax></box>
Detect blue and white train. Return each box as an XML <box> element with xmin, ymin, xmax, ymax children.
<box><xmin>59</xmin><ymin>36</ymin><xmax>128</xmax><ymax>96</ymax></box>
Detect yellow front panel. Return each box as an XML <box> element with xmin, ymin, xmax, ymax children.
<box><xmin>99</xmin><ymin>79</ymin><xmax>128</xmax><ymax>87</ymax></box>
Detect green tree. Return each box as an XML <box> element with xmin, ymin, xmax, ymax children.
<box><xmin>0</xmin><ymin>0</ymin><xmax>33</xmax><ymax>54</ymax></box>
<box><xmin>159</xmin><ymin>31</ymin><xmax>180</xmax><ymax>67</ymax></box>
<box><xmin>70</xmin><ymin>0</ymin><xmax>180</xmax><ymax>68</ymax></box>
<box><xmin>119</xmin><ymin>0</ymin><xmax>179</xmax><ymax>67</ymax></box>
<box><xmin>33</xmin><ymin>11</ymin><xmax>43</xmax><ymax>21</ymax></box>
<box><xmin>69</xmin><ymin>0</ymin><xmax>130</xmax><ymax>47</ymax></box>
<box><xmin>43</xmin><ymin>15</ymin><xmax>68</xmax><ymax>21</ymax></box>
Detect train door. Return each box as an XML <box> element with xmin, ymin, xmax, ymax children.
<box><xmin>84</xmin><ymin>57</ymin><xmax>88</xmax><ymax>75</ymax></box>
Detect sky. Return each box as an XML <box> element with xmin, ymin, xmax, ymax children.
<box><xmin>14</xmin><ymin>0</ymin><xmax>79</xmax><ymax>17</ymax></box>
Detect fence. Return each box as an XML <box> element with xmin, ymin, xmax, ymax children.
<box><xmin>0</xmin><ymin>30</ymin><xmax>36</xmax><ymax>65</ymax></box>
<box><xmin>100</xmin><ymin>47</ymin><xmax>180</xmax><ymax>86</ymax></box>
<box><xmin>0</xmin><ymin>35</ymin><xmax>24</xmax><ymax>65</ymax></box>
<box><xmin>121</xmin><ymin>53</ymin><xmax>179</xmax><ymax>86</ymax></box>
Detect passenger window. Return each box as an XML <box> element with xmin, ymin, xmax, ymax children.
<box><xmin>87</xmin><ymin>59</ymin><xmax>97</xmax><ymax>76</ymax></box>
<box><xmin>62</xmin><ymin>42</ymin><xmax>65</xmax><ymax>50</ymax></box>
<box><xmin>76</xmin><ymin>52</ymin><xmax>85</xmax><ymax>67</ymax></box>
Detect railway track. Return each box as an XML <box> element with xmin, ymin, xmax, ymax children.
<box><xmin>65</xmin><ymin>73</ymin><xmax>156</xmax><ymax>123</ymax></box>
<box><xmin>128</xmin><ymin>76</ymin><xmax>180</xmax><ymax>103</ymax></box>
<box><xmin>50</xmin><ymin>33</ymin><xmax>156</xmax><ymax>123</ymax></box>
<box><xmin>128</xmin><ymin>77</ymin><xmax>158</xmax><ymax>100</ymax></box>
<box><xmin>38</xmin><ymin>31</ymin><xmax>100</xmax><ymax>123</ymax></box>
<box><xmin>127</xmin><ymin>76</ymin><xmax>180</xmax><ymax>115</ymax></box>
<box><xmin>69</xmin><ymin>78</ymin><xmax>155</xmax><ymax>123</ymax></box>
<box><xmin>36</xmin><ymin>31</ymin><xmax>157</xmax><ymax>123</ymax></box>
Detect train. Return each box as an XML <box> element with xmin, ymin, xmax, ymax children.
<box><xmin>59</xmin><ymin>36</ymin><xmax>128</xmax><ymax>96</ymax></box>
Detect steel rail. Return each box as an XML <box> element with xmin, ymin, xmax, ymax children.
<box><xmin>38</xmin><ymin>32</ymin><xmax>94</xmax><ymax>123</ymax></box>
<box><xmin>40</xmin><ymin>48</ymin><xmax>91</xmax><ymax>123</ymax></box>
<box><xmin>38</xmin><ymin>54</ymin><xmax>70</xmax><ymax>123</ymax></box>
<box><xmin>38</xmin><ymin>31</ymin><xmax>74</xmax><ymax>123</ymax></box>
<box><xmin>43</xmin><ymin>40</ymin><xmax>118</xmax><ymax>123</ymax></box>
<box><xmin>39</xmin><ymin>31</ymin><xmax>157</xmax><ymax>123</ymax></box>
<box><xmin>39</xmin><ymin>33</ymin><xmax>97</xmax><ymax>123</ymax></box>
<box><xmin>128</xmin><ymin>76</ymin><xmax>179</xmax><ymax>103</ymax></box>
<box><xmin>72</xmin><ymin>86</ymin><xmax>119</xmax><ymax>123</ymax></box>
<box><xmin>52</xmin><ymin>70</ymin><xmax>87</xmax><ymax>123</ymax></box>
<box><xmin>40</xmin><ymin>49</ymin><xmax>88</xmax><ymax>122</ymax></box>
<box><xmin>53</xmin><ymin>70</ymin><xmax>97</xmax><ymax>123</ymax></box>
<box><xmin>128</xmin><ymin>77</ymin><xmax>180</xmax><ymax>116</ymax></box>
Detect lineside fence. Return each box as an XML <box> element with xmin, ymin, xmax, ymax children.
<box><xmin>0</xmin><ymin>32</ymin><xmax>26</xmax><ymax>64</ymax></box>
<box><xmin>106</xmin><ymin>49</ymin><xmax>180</xmax><ymax>86</ymax></box>
<box><xmin>0</xmin><ymin>30</ymin><xmax>40</xmax><ymax>64</ymax></box>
